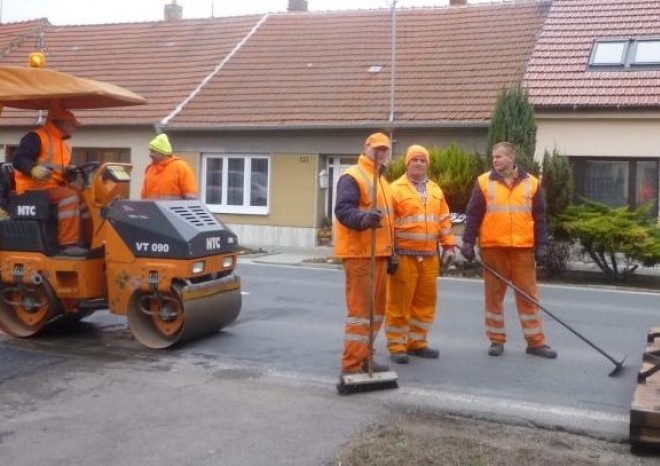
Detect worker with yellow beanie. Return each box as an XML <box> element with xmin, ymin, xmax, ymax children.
<box><xmin>141</xmin><ymin>133</ymin><xmax>198</xmax><ymax>200</ymax></box>
<box><xmin>385</xmin><ymin>144</ymin><xmax>456</xmax><ymax>364</ymax></box>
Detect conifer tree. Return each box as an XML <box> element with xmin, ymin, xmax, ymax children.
<box><xmin>487</xmin><ymin>83</ymin><xmax>539</xmax><ymax>174</ymax></box>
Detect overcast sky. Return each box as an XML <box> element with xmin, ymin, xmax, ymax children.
<box><xmin>1</xmin><ymin>0</ymin><xmax>499</xmax><ymax>25</ymax></box>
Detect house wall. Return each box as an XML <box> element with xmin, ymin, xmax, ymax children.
<box><xmin>171</xmin><ymin>127</ymin><xmax>488</xmax><ymax>248</ymax></box>
<box><xmin>535</xmin><ymin>112</ymin><xmax>660</xmax><ymax>158</ymax></box>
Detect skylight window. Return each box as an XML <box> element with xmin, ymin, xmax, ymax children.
<box><xmin>591</xmin><ymin>41</ymin><xmax>626</xmax><ymax>65</ymax></box>
<box><xmin>633</xmin><ymin>40</ymin><xmax>660</xmax><ymax>64</ymax></box>
<box><xmin>590</xmin><ymin>39</ymin><xmax>660</xmax><ymax>69</ymax></box>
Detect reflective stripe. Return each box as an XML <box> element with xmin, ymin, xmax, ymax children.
<box><xmin>410</xmin><ymin>318</ymin><xmax>431</xmax><ymax>331</ymax></box>
<box><xmin>395</xmin><ymin>231</ymin><xmax>438</xmax><ymax>242</ymax></box>
<box><xmin>486</xmin><ymin>326</ymin><xmax>505</xmax><ymax>334</ymax></box>
<box><xmin>388</xmin><ymin>337</ymin><xmax>407</xmax><ymax>345</ymax></box>
<box><xmin>523</xmin><ymin>327</ymin><xmax>542</xmax><ymax>336</ymax></box>
<box><xmin>520</xmin><ymin>314</ymin><xmax>539</xmax><ymax>321</ymax></box>
<box><xmin>58</xmin><ymin>195</ymin><xmax>79</xmax><ymax>208</ymax></box>
<box><xmin>58</xmin><ymin>210</ymin><xmax>80</xmax><ymax>219</ymax></box>
<box><xmin>345</xmin><ymin>334</ymin><xmax>369</xmax><ymax>343</ymax></box>
<box><xmin>396</xmin><ymin>214</ymin><xmax>441</xmax><ymax>226</ymax></box>
<box><xmin>354</xmin><ymin>166</ymin><xmax>374</xmax><ymax>205</ymax></box>
<box><xmin>485</xmin><ymin>311</ymin><xmax>504</xmax><ymax>321</ymax></box>
<box><xmin>409</xmin><ymin>332</ymin><xmax>426</xmax><ymax>341</ymax></box>
<box><xmin>485</xmin><ymin>178</ymin><xmax>532</xmax><ymax>214</ymax></box>
<box><xmin>385</xmin><ymin>325</ymin><xmax>408</xmax><ymax>334</ymax></box>
<box><xmin>346</xmin><ymin>317</ymin><xmax>370</xmax><ymax>326</ymax></box>
<box><xmin>80</xmin><ymin>212</ymin><xmax>91</xmax><ymax>219</ymax></box>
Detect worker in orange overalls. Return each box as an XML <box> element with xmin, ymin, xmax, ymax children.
<box><xmin>385</xmin><ymin>144</ymin><xmax>456</xmax><ymax>364</ymax></box>
<box><xmin>141</xmin><ymin>133</ymin><xmax>198</xmax><ymax>200</ymax></box>
<box><xmin>13</xmin><ymin>108</ymin><xmax>89</xmax><ymax>256</ymax></box>
<box><xmin>461</xmin><ymin>141</ymin><xmax>557</xmax><ymax>359</ymax></box>
<box><xmin>334</xmin><ymin>132</ymin><xmax>394</xmax><ymax>376</ymax></box>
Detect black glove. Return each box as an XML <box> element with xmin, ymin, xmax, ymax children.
<box><xmin>361</xmin><ymin>211</ymin><xmax>382</xmax><ymax>229</ymax></box>
<box><xmin>535</xmin><ymin>245</ymin><xmax>549</xmax><ymax>265</ymax></box>
<box><xmin>460</xmin><ymin>243</ymin><xmax>475</xmax><ymax>262</ymax></box>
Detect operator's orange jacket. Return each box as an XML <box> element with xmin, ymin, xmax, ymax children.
<box><xmin>390</xmin><ymin>175</ymin><xmax>455</xmax><ymax>253</ymax></box>
<box><xmin>15</xmin><ymin>122</ymin><xmax>70</xmax><ymax>194</ymax></box>
<box><xmin>141</xmin><ymin>156</ymin><xmax>198</xmax><ymax>200</ymax></box>
<box><xmin>476</xmin><ymin>171</ymin><xmax>539</xmax><ymax>248</ymax></box>
<box><xmin>334</xmin><ymin>155</ymin><xmax>394</xmax><ymax>258</ymax></box>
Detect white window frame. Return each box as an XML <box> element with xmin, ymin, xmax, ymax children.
<box><xmin>202</xmin><ymin>153</ymin><xmax>271</xmax><ymax>215</ymax></box>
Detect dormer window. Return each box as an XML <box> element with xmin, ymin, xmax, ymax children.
<box><xmin>590</xmin><ymin>39</ymin><xmax>660</xmax><ymax>69</ymax></box>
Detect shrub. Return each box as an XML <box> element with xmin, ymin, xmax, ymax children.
<box><xmin>557</xmin><ymin>201</ymin><xmax>660</xmax><ymax>281</ymax></box>
<box><xmin>385</xmin><ymin>144</ymin><xmax>485</xmax><ymax>213</ymax></box>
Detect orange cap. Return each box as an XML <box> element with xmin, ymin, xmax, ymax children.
<box><xmin>365</xmin><ymin>132</ymin><xmax>390</xmax><ymax>149</ymax></box>
<box><xmin>405</xmin><ymin>144</ymin><xmax>430</xmax><ymax>165</ymax></box>
<box><xmin>47</xmin><ymin>108</ymin><xmax>81</xmax><ymax>128</ymax></box>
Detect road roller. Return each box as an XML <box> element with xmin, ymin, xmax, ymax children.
<box><xmin>0</xmin><ymin>161</ymin><xmax>242</xmax><ymax>348</ymax></box>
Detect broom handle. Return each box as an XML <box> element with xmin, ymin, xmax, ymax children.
<box><xmin>368</xmin><ymin>161</ymin><xmax>378</xmax><ymax>377</ymax></box>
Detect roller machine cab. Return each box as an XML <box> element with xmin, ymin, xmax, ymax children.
<box><xmin>0</xmin><ymin>162</ymin><xmax>242</xmax><ymax>348</ymax></box>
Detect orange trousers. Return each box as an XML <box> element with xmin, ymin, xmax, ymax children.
<box><xmin>480</xmin><ymin>247</ymin><xmax>546</xmax><ymax>347</ymax></box>
<box><xmin>46</xmin><ymin>186</ymin><xmax>88</xmax><ymax>246</ymax></box>
<box><xmin>340</xmin><ymin>257</ymin><xmax>388</xmax><ymax>373</ymax></box>
<box><xmin>385</xmin><ymin>254</ymin><xmax>439</xmax><ymax>354</ymax></box>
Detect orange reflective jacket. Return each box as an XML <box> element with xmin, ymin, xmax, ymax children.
<box><xmin>334</xmin><ymin>155</ymin><xmax>394</xmax><ymax>258</ymax></box>
<box><xmin>390</xmin><ymin>175</ymin><xmax>455</xmax><ymax>253</ymax></box>
<box><xmin>477</xmin><ymin>172</ymin><xmax>539</xmax><ymax>248</ymax></box>
<box><xmin>15</xmin><ymin>122</ymin><xmax>70</xmax><ymax>194</ymax></box>
<box><xmin>141</xmin><ymin>156</ymin><xmax>198</xmax><ymax>200</ymax></box>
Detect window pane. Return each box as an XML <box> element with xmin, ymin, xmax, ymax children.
<box><xmin>205</xmin><ymin>157</ymin><xmax>223</xmax><ymax>204</ymax></box>
<box><xmin>583</xmin><ymin>161</ymin><xmax>629</xmax><ymax>207</ymax></box>
<box><xmin>592</xmin><ymin>42</ymin><xmax>626</xmax><ymax>65</ymax></box>
<box><xmin>636</xmin><ymin>161</ymin><xmax>658</xmax><ymax>206</ymax></box>
<box><xmin>227</xmin><ymin>158</ymin><xmax>245</xmax><ymax>206</ymax></box>
<box><xmin>634</xmin><ymin>41</ymin><xmax>660</xmax><ymax>64</ymax></box>
<box><xmin>250</xmin><ymin>158</ymin><xmax>268</xmax><ymax>207</ymax></box>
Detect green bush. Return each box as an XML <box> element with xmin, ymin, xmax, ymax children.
<box><xmin>385</xmin><ymin>143</ymin><xmax>485</xmax><ymax>213</ymax></box>
<box><xmin>541</xmin><ymin>149</ymin><xmax>574</xmax><ymax>275</ymax></box>
<box><xmin>558</xmin><ymin>201</ymin><xmax>660</xmax><ymax>281</ymax></box>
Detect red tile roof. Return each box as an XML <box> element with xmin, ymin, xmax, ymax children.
<box><xmin>525</xmin><ymin>0</ymin><xmax>660</xmax><ymax>109</ymax></box>
<box><xmin>0</xmin><ymin>16</ymin><xmax>263</xmax><ymax>126</ymax></box>
<box><xmin>172</xmin><ymin>2</ymin><xmax>550</xmax><ymax>129</ymax></box>
<box><xmin>0</xmin><ymin>1</ymin><xmax>549</xmax><ymax>129</ymax></box>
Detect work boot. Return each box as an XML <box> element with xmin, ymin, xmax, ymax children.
<box><xmin>408</xmin><ymin>347</ymin><xmax>440</xmax><ymax>359</ymax></box>
<box><xmin>59</xmin><ymin>245</ymin><xmax>89</xmax><ymax>256</ymax></box>
<box><xmin>488</xmin><ymin>343</ymin><xmax>504</xmax><ymax>357</ymax></box>
<box><xmin>390</xmin><ymin>352</ymin><xmax>409</xmax><ymax>364</ymax></box>
<box><xmin>361</xmin><ymin>359</ymin><xmax>390</xmax><ymax>373</ymax></box>
<box><xmin>526</xmin><ymin>345</ymin><xmax>558</xmax><ymax>359</ymax></box>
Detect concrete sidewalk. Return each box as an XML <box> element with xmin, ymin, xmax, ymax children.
<box><xmin>239</xmin><ymin>244</ymin><xmax>660</xmax><ymax>279</ymax></box>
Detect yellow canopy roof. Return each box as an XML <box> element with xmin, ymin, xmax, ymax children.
<box><xmin>0</xmin><ymin>66</ymin><xmax>146</xmax><ymax>110</ymax></box>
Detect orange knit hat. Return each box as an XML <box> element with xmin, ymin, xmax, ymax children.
<box><xmin>405</xmin><ymin>144</ymin><xmax>430</xmax><ymax>165</ymax></box>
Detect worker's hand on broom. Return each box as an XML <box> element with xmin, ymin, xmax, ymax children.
<box><xmin>361</xmin><ymin>210</ymin><xmax>383</xmax><ymax>229</ymax></box>
<box><xmin>30</xmin><ymin>165</ymin><xmax>52</xmax><ymax>181</ymax></box>
<box><xmin>442</xmin><ymin>245</ymin><xmax>456</xmax><ymax>267</ymax></box>
<box><xmin>460</xmin><ymin>242</ymin><xmax>475</xmax><ymax>262</ymax></box>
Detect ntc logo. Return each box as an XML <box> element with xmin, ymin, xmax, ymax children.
<box><xmin>16</xmin><ymin>205</ymin><xmax>37</xmax><ymax>216</ymax></box>
<box><xmin>206</xmin><ymin>237</ymin><xmax>222</xmax><ymax>250</ymax></box>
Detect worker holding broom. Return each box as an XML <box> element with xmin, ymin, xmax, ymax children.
<box><xmin>461</xmin><ymin>141</ymin><xmax>557</xmax><ymax>359</ymax></box>
<box><xmin>334</xmin><ymin>132</ymin><xmax>395</xmax><ymax>378</ymax></box>
<box><xmin>385</xmin><ymin>144</ymin><xmax>456</xmax><ymax>364</ymax></box>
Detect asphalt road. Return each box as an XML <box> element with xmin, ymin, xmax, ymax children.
<box><xmin>0</xmin><ymin>261</ymin><xmax>658</xmax><ymax>465</ymax></box>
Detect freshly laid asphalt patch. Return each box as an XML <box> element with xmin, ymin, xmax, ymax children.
<box><xmin>0</xmin><ymin>344</ymin><xmax>65</xmax><ymax>383</ymax></box>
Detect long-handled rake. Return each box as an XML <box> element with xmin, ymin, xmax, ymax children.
<box><xmin>477</xmin><ymin>258</ymin><xmax>626</xmax><ymax>377</ymax></box>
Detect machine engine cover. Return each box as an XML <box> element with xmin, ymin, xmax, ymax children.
<box><xmin>107</xmin><ymin>200</ymin><xmax>238</xmax><ymax>258</ymax></box>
